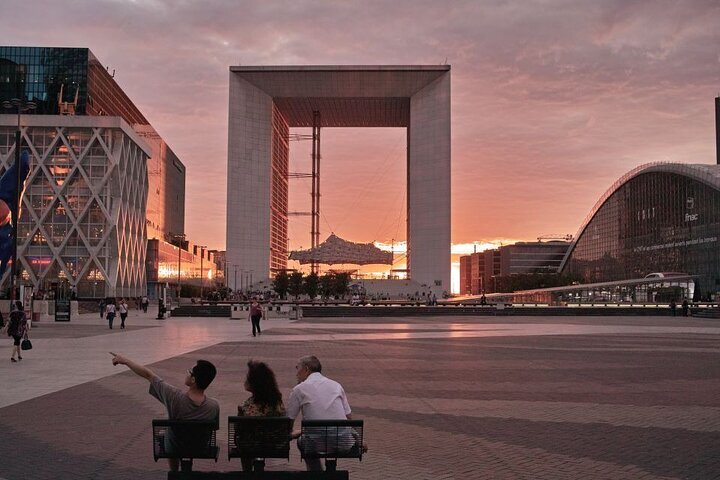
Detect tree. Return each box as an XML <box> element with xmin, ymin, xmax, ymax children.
<box><xmin>333</xmin><ymin>272</ymin><xmax>351</xmax><ymax>299</ymax></box>
<box><xmin>288</xmin><ymin>271</ymin><xmax>304</xmax><ymax>300</ymax></box>
<box><xmin>304</xmin><ymin>272</ymin><xmax>319</xmax><ymax>300</ymax></box>
<box><xmin>272</xmin><ymin>271</ymin><xmax>290</xmax><ymax>300</ymax></box>
<box><xmin>319</xmin><ymin>274</ymin><xmax>334</xmax><ymax>299</ymax></box>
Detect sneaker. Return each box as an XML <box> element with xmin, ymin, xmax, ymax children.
<box><xmin>18</xmin><ymin>355</ymin><xmax>22</xmax><ymax>360</ymax></box>
<box><xmin>10</xmin><ymin>358</ymin><xmax>17</xmax><ymax>362</ymax></box>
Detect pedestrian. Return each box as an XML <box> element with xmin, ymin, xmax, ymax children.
<box><xmin>141</xmin><ymin>295</ymin><xmax>149</xmax><ymax>313</ymax></box>
<box><xmin>670</xmin><ymin>299</ymin><xmax>677</xmax><ymax>316</ymax></box>
<box><xmin>286</xmin><ymin>355</ymin><xmax>367</xmax><ymax>470</ymax></box>
<box><xmin>248</xmin><ymin>298</ymin><xmax>263</xmax><ymax>337</ymax></box>
<box><xmin>98</xmin><ymin>298</ymin><xmax>106</xmax><ymax>318</ymax></box>
<box><xmin>110</xmin><ymin>352</ymin><xmax>219</xmax><ymax>472</ymax></box>
<box><xmin>119</xmin><ymin>298</ymin><xmax>129</xmax><ymax>329</ymax></box>
<box><xmin>106</xmin><ymin>299</ymin><xmax>116</xmax><ymax>329</ymax></box>
<box><xmin>682</xmin><ymin>299</ymin><xmax>689</xmax><ymax>317</ymax></box>
<box><xmin>3</xmin><ymin>301</ymin><xmax>29</xmax><ymax>362</ymax></box>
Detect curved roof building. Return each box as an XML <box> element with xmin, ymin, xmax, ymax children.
<box><xmin>560</xmin><ymin>163</ymin><xmax>720</xmax><ymax>299</ymax></box>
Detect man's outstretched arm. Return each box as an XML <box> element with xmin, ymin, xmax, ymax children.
<box><xmin>110</xmin><ymin>352</ymin><xmax>157</xmax><ymax>381</ymax></box>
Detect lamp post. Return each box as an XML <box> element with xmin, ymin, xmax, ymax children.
<box><xmin>199</xmin><ymin>245</ymin><xmax>207</xmax><ymax>300</ymax></box>
<box><xmin>233</xmin><ymin>264</ymin><xmax>238</xmax><ymax>293</ymax></box>
<box><xmin>2</xmin><ymin>98</ymin><xmax>36</xmax><ymax>302</ymax></box>
<box><xmin>169</xmin><ymin>233</ymin><xmax>185</xmax><ymax>304</ymax></box>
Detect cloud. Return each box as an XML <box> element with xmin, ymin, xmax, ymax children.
<box><xmin>1</xmin><ymin>0</ymin><xmax>718</xmax><ymax>251</ymax></box>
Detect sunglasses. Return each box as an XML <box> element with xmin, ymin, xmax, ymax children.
<box><xmin>187</xmin><ymin>368</ymin><xmax>195</xmax><ymax>377</ymax></box>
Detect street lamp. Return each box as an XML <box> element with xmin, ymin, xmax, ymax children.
<box><xmin>2</xmin><ymin>98</ymin><xmax>36</xmax><ymax>302</ymax></box>
<box><xmin>169</xmin><ymin>233</ymin><xmax>185</xmax><ymax>303</ymax></box>
<box><xmin>199</xmin><ymin>245</ymin><xmax>207</xmax><ymax>300</ymax></box>
<box><xmin>233</xmin><ymin>264</ymin><xmax>238</xmax><ymax>293</ymax></box>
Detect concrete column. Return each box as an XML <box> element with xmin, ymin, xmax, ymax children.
<box><xmin>227</xmin><ymin>73</ymin><xmax>273</xmax><ymax>290</ymax></box>
<box><xmin>408</xmin><ymin>71</ymin><xmax>451</xmax><ymax>294</ymax></box>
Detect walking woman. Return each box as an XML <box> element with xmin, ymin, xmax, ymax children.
<box><xmin>118</xmin><ymin>298</ymin><xmax>129</xmax><ymax>329</ymax></box>
<box><xmin>237</xmin><ymin>360</ymin><xmax>285</xmax><ymax>471</ymax></box>
<box><xmin>106</xmin><ymin>299</ymin><xmax>116</xmax><ymax>329</ymax></box>
<box><xmin>248</xmin><ymin>299</ymin><xmax>263</xmax><ymax>337</ymax></box>
<box><xmin>3</xmin><ymin>301</ymin><xmax>28</xmax><ymax>362</ymax></box>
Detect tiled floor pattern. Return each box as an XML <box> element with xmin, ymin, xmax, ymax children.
<box><xmin>0</xmin><ymin>312</ymin><xmax>719</xmax><ymax>479</ymax></box>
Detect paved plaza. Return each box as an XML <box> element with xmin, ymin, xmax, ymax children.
<box><xmin>1</xmin><ymin>310</ymin><xmax>719</xmax><ymax>479</ymax></box>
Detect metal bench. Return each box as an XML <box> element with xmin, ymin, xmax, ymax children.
<box><xmin>152</xmin><ymin>419</ymin><xmax>219</xmax><ymax>473</ymax></box>
<box><xmin>299</xmin><ymin>420</ymin><xmax>364</xmax><ymax>472</ymax></box>
<box><xmin>159</xmin><ymin>418</ymin><xmax>364</xmax><ymax>479</ymax></box>
<box><xmin>228</xmin><ymin>416</ymin><xmax>293</xmax><ymax>471</ymax></box>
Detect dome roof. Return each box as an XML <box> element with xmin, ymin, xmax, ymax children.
<box><xmin>560</xmin><ymin>162</ymin><xmax>720</xmax><ymax>270</ymax></box>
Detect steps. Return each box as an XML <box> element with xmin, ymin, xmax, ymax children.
<box><xmin>301</xmin><ymin>305</ymin><xmax>685</xmax><ymax>318</ymax></box>
<box><xmin>171</xmin><ymin>305</ymin><xmax>231</xmax><ymax>317</ymax></box>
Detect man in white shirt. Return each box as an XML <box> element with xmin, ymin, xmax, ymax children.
<box><xmin>286</xmin><ymin>355</ymin><xmax>365</xmax><ymax>471</ymax></box>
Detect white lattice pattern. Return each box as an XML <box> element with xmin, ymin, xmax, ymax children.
<box><xmin>0</xmin><ymin>119</ymin><xmax>148</xmax><ymax>298</ymax></box>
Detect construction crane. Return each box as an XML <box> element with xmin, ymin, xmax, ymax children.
<box><xmin>537</xmin><ymin>234</ymin><xmax>573</xmax><ymax>242</ymax></box>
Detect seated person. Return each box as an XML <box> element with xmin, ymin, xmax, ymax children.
<box><xmin>286</xmin><ymin>355</ymin><xmax>367</xmax><ymax>471</ymax></box>
<box><xmin>237</xmin><ymin>360</ymin><xmax>286</xmax><ymax>471</ymax></box>
<box><xmin>110</xmin><ymin>352</ymin><xmax>219</xmax><ymax>471</ymax></box>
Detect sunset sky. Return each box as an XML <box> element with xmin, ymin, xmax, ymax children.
<box><xmin>2</xmin><ymin>0</ymin><xmax>719</xmax><ymax>288</ymax></box>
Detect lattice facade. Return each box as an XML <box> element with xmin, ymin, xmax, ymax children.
<box><xmin>0</xmin><ymin>116</ymin><xmax>149</xmax><ymax>297</ymax></box>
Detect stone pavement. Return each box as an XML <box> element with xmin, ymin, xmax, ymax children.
<box><xmin>1</xmin><ymin>310</ymin><xmax>719</xmax><ymax>479</ymax></box>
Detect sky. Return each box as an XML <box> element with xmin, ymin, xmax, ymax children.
<box><xmin>2</xmin><ymin>0</ymin><xmax>719</xmax><ymax>289</ymax></box>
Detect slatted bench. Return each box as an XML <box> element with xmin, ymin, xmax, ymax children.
<box><xmin>229</xmin><ymin>416</ymin><xmax>293</xmax><ymax>472</ymax></box>
<box><xmin>158</xmin><ymin>418</ymin><xmax>364</xmax><ymax>480</ymax></box>
<box><xmin>299</xmin><ymin>420</ymin><xmax>364</xmax><ymax>472</ymax></box>
<box><xmin>152</xmin><ymin>419</ymin><xmax>219</xmax><ymax>473</ymax></box>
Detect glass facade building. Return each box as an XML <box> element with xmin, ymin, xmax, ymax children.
<box><xmin>561</xmin><ymin>163</ymin><xmax>720</xmax><ymax>300</ymax></box>
<box><xmin>1</xmin><ymin>46</ymin><xmax>187</xmax><ymax>297</ymax></box>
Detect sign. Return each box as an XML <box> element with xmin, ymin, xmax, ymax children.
<box><xmin>55</xmin><ymin>299</ymin><xmax>71</xmax><ymax>322</ymax></box>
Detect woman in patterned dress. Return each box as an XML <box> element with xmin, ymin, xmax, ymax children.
<box><xmin>237</xmin><ymin>360</ymin><xmax>285</xmax><ymax>471</ymax></box>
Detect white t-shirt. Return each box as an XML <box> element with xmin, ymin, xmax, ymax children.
<box><xmin>286</xmin><ymin>372</ymin><xmax>351</xmax><ymax>420</ymax></box>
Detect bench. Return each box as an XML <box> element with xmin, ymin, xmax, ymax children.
<box><xmin>152</xmin><ymin>419</ymin><xmax>219</xmax><ymax>473</ymax></box>
<box><xmin>299</xmin><ymin>420</ymin><xmax>364</xmax><ymax>472</ymax></box>
<box><xmin>229</xmin><ymin>416</ymin><xmax>293</xmax><ymax>471</ymax></box>
<box><xmin>159</xmin><ymin>418</ymin><xmax>363</xmax><ymax>479</ymax></box>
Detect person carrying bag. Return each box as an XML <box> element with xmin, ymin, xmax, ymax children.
<box><xmin>4</xmin><ymin>301</ymin><xmax>29</xmax><ymax>362</ymax></box>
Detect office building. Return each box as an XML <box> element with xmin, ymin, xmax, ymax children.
<box><xmin>0</xmin><ymin>46</ymin><xmax>186</xmax><ymax>297</ymax></box>
<box><xmin>459</xmin><ymin>242</ymin><xmax>569</xmax><ymax>295</ymax></box>
<box><xmin>227</xmin><ymin>66</ymin><xmax>451</xmax><ymax>293</ymax></box>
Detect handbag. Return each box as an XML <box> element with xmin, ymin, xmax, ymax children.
<box><xmin>21</xmin><ymin>337</ymin><xmax>32</xmax><ymax>350</ymax></box>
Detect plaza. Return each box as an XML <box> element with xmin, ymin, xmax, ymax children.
<box><xmin>1</xmin><ymin>312</ymin><xmax>719</xmax><ymax>479</ymax></box>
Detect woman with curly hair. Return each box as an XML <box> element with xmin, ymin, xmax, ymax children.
<box><xmin>237</xmin><ymin>360</ymin><xmax>286</xmax><ymax>471</ymax></box>
<box><xmin>238</xmin><ymin>360</ymin><xmax>285</xmax><ymax>416</ymax></box>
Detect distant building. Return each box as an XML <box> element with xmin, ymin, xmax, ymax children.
<box><xmin>0</xmin><ymin>46</ymin><xmax>187</xmax><ymax>297</ymax></box>
<box><xmin>459</xmin><ymin>242</ymin><xmax>569</xmax><ymax>295</ymax></box>
<box><xmin>459</xmin><ymin>256</ymin><xmax>472</xmax><ymax>295</ymax></box>
<box><xmin>146</xmin><ymin>239</ymin><xmax>215</xmax><ymax>299</ymax></box>
<box><xmin>209</xmin><ymin>250</ymin><xmax>226</xmax><ymax>286</ymax></box>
